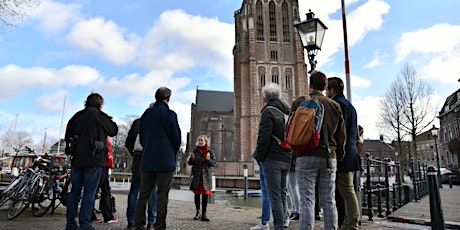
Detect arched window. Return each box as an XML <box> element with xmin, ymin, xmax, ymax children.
<box><xmin>285</xmin><ymin>68</ymin><xmax>292</xmax><ymax>90</ymax></box>
<box><xmin>259</xmin><ymin>66</ymin><xmax>266</xmax><ymax>88</ymax></box>
<box><xmin>256</xmin><ymin>0</ymin><xmax>264</xmax><ymax>41</ymax></box>
<box><xmin>282</xmin><ymin>2</ymin><xmax>290</xmax><ymax>42</ymax></box>
<box><xmin>271</xmin><ymin>67</ymin><xmax>279</xmax><ymax>84</ymax></box>
<box><xmin>269</xmin><ymin>1</ymin><xmax>277</xmax><ymax>41</ymax></box>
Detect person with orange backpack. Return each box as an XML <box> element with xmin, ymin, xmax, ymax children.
<box><xmin>296</xmin><ymin>71</ymin><xmax>346</xmax><ymax>230</ymax></box>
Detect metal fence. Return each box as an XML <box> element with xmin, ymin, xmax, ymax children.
<box><xmin>362</xmin><ymin>152</ymin><xmax>429</xmax><ymax>221</ymax></box>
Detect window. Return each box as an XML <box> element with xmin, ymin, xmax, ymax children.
<box><xmin>259</xmin><ymin>66</ymin><xmax>266</xmax><ymax>88</ymax></box>
<box><xmin>270</xmin><ymin>50</ymin><xmax>278</xmax><ymax>61</ymax></box>
<box><xmin>285</xmin><ymin>68</ymin><xmax>292</xmax><ymax>90</ymax></box>
<box><xmin>271</xmin><ymin>67</ymin><xmax>279</xmax><ymax>84</ymax></box>
<box><xmin>282</xmin><ymin>2</ymin><xmax>290</xmax><ymax>42</ymax></box>
<box><xmin>256</xmin><ymin>0</ymin><xmax>264</xmax><ymax>41</ymax></box>
<box><xmin>269</xmin><ymin>1</ymin><xmax>277</xmax><ymax>41</ymax></box>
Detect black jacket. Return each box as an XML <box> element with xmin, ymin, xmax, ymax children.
<box><xmin>125</xmin><ymin>118</ymin><xmax>142</xmax><ymax>176</ymax></box>
<box><xmin>65</xmin><ymin>106</ymin><xmax>118</xmax><ymax>168</ymax></box>
<box><xmin>254</xmin><ymin>99</ymin><xmax>291</xmax><ymax>164</ymax></box>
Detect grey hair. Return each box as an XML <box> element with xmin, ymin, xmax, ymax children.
<box><xmin>262</xmin><ymin>83</ymin><xmax>282</xmax><ymax>101</ymax></box>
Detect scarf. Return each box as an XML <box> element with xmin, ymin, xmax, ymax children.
<box><xmin>196</xmin><ymin>145</ymin><xmax>208</xmax><ymax>162</ymax></box>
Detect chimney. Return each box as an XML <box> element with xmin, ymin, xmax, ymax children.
<box><xmin>379</xmin><ymin>135</ymin><xmax>384</xmax><ymax>141</ymax></box>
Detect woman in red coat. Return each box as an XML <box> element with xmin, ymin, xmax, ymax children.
<box><xmin>188</xmin><ymin>135</ymin><xmax>216</xmax><ymax>221</ymax></box>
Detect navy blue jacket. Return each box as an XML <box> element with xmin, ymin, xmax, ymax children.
<box><xmin>332</xmin><ymin>93</ymin><xmax>360</xmax><ymax>173</ymax></box>
<box><xmin>139</xmin><ymin>101</ymin><xmax>181</xmax><ymax>172</ymax></box>
<box><xmin>65</xmin><ymin>106</ymin><xmax>118</xmax><ymax>168</ymax></box>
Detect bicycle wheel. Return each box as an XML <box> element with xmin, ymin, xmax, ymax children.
<box><xmin>7</xmin><ymin>198</ymin><xmax>29</xmax><ymax>220</ymax></box>
<box><xmin>32</xmin><ymin>178</ymin><xmax>56</xmax><ymax>217</ymax></box>
<box><xmin>0</xmin><ymin>175</ymin><xmax>24</xmax><ymax>207</ymax></box>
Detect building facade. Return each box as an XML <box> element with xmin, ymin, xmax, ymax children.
<box><xmin>438</xmin><ymin>88</ymin><xmax>460</xmax><ymax>169</ymax></box>
<box><xmin>233</xmin><ymin>0</ymin><xmax>308</xmax><ymax>161</ymax></box>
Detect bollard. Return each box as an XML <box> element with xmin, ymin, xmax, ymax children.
<box><xmin>365</xmin><ymin>153</ymin><xmax>373</xmax><ymax>221</ymax></box>
<box><xmin>427</xmin><ymin>165</ymin><xmax>445</xmax><ymax>230</ymax></box>
<box><xmin>211</xmin><ymin>174</ymin><xmax>216</xmax><ymax>192</ymax></box>
<box><xmin>243</xmin><ymin>165</ymin><xmax>248</xmax><ymax>200</ymax></box>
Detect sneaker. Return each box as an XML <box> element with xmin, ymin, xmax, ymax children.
<box><xmin>106</xmin><ymin>217</ymin><xmax>118</xmax><ymax>223</ymax></box>
<box><xmin>92</xmin><ymin>218</ymin><xmax>102</xmax><ymax>223</ymax></box>
<box><xmin>146</xmin><ymin>224</ymin><xmax>154</xmax><ymax>230</ymax></box>
<box><xmin>284</xmin><ymin>216</ymin><xmax>290</xmax><ymax>228</ymax></box>
<box><xmin>289</xmin><ymin>212</ymin><xmax>299</xmax><ymax>221</ymax></box>
<box><xmin>250</xmin><ymin>222</ymin><xmax>269</xmax><ymax>230</ymax></box>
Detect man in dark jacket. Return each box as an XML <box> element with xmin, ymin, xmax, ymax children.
<box><xmin>134</xmin><ymin>87</ymin><xmax>181</xmax><ymax>230</ymax></box>
<box><xmin>125</xmin><ymin>116</ymin><xmax>157</xmax><ymax>230</ymax></box>
<box><xmin>327</xmin><ymin>77</ymin><xmax>360</xmax><ymax>230</ymax></box>
<box><xmin>254</xmin><ymin>82</ymin><xmax>292</xmax><ymax>230</ymax></box>
<box><xmin>65</xmin><ymin>93</ymin><xmax>118</xmax><ymax>230</ymax></box>
<box><xmin>296</xmin><ymin>71</ymin><xmax>346</xmax><ymax>230</ymax></box>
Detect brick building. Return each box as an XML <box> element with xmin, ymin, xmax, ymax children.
<box><xmin>438</xmin><ymin>87</ymin><xmax>460</xmax><ymax>169</ymax></box>
<box><xmin>233</xmin><ymin>0</ymin><xmax>308</xmax><ymax>161</ymax></box>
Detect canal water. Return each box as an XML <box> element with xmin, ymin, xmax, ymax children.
<box><xmin>111</xmin><ymin>182</ymin><xmax>263</xmax><ymax>209</ymax></box>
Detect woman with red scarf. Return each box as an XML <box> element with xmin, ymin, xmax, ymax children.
<box><xmin>188</xmin><ymin>135</ymin><xmax>216</xmax><ymax>221</ymax></box>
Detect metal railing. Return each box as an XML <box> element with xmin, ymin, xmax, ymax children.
<box><xmin>362</xmin><ymin>153</ymin><xmax>429</xmax><ymax>221</ymax></box>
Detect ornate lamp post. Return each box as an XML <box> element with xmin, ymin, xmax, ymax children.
<box><xmin>294</xmin><ymin>9</ymin><xmax>328</xmax><ymax>73</ymax></box>
<box><xmin>430</xmin><ymin>125</ymin><xmax>443</xmax><ymax>188</ymax></box>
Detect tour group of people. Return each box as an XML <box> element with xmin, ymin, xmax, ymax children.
<box><xmin>64</xmin><ymin>70</ymin><xmax>362</xmax><ymax>230</ymax></box>
<box><xmin>251</xmin><ymin>70</ymin><xmax>363</xmax><ymax>230</ymax></box>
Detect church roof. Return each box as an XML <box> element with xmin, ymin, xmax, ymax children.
<box><xmin>195</xmin><ymin>89</ymin><xmax>234</xmax><ymax>112</ymax></box>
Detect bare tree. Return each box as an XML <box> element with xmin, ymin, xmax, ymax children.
<box><xmin>0</xmin><ymin>0</ymin><xmax>40</xmax><ymax>29</ymax></box>
<box><xmin>1</xmin><ymin>130</ymin><xmax>34</xmax><ymax>155</ymax></box>
<box><xmin>378</xmin><ymin>79</ymin><xmax>408</xmax><ymax>169</ymax></box>
<box><xmin>398</xmin><ymin>62</ymin><xmax>437</xmax><ymax>160</ymax></box>
<box><xmin>111</xmin><ymin>115</ymin><xmax>138</xmax><ymax>171</ymax></box>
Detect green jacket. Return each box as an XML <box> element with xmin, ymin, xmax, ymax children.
<box><xmin>296</xmin><ymin>90</ymin><xmax>346</xmax><ymax>160</ymax></box>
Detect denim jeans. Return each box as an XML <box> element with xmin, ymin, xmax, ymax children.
<box><xmin>258</xmin><ymin>162</ymin><xmax>271</xmax><ymax>224</ymax></box>
<box><xmin>127</xmin><ymin>174</ymin><xmax>157</xmax><ymax>225</ymax></box>
<box><xmin>66</xmin><ymin>166</ymin><xmax>102</xmax><ymax>230</ymax></box>
<box><xmin>287</xmin><ymin>169</ymin><xmax>300</xmax><ymax>214</ymax></box>
<box><xmin>262</xmin><ymin>159</ymin><xmax>290</xmax><ymax>230</ymax></box>
<box><xmin>134</xmin><ymin>170</ymin><xmax>173</xmax><ymax>230</ymax></box>
<box><xmin>296</xmin><ymin>156</ymin><xmax>337</xmax><ymax>230</ymax></box>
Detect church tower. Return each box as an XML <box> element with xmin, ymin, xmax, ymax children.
<box><xmin>233</xmin><ymin>0</ymin><xmax>308</xmax><ymax>161</ymax></box>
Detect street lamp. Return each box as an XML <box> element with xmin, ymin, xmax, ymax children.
<box><xmin>294</xmin><ymin>9</ymin><xmax>328</xmax><ymax>72</ymax></box>
<box><xmin>430</xmin><ymin>125</ymin><xmax>443</xmax><ymax>188</ymax></box>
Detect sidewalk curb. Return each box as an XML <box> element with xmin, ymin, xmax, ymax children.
<box><xmin>387</xmin><ymin>216</ymin><xmax>460</xmax><ymax>229</ymax></box>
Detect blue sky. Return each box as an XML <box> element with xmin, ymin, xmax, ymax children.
<box><xmin>0</xmin><ymin>0</ymin><xmax>459</xmax><ymax>150</ymax></box>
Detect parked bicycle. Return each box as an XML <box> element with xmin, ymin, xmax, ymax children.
<box><xmin>0</xmin><ymin>147</ymin><xmax>69</xmax><ymax>220</ymax></box>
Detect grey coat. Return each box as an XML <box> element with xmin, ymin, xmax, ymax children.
<box><xmin>188</xmin><ymin>148</ymin><xmax>216</xmax><ymax>190</ymax></box>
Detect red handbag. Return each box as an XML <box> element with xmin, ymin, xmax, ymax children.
<box><xmin>103</xmin><ymin>138</ymin><xmax>114</xmax><ymax>169</ymax></box>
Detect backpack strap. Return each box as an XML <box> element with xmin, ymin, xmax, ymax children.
<box><xmin>265</xmin><ymin>106</ymin><xmax>288</xmax><ymax>147</ymax></box>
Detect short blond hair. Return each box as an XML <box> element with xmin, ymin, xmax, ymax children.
<box><xmin>196</xmin><ymin>135</ymin><xmax>210</xmax><ymax>146</ymax></box>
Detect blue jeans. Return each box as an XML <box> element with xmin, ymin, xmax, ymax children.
<box><xmin>127</xmin><ymin>174</ymin><xmax>157</xmax><ymax>225</ymax></box>
<box><xmin>287</xmin><ymin>169</ymin><xmax>300</xmax><ymax>214</ymax></box>
<box><xmin>258</xmin><ymin>162</ymin><xmax>271</xmax><ymax>224</ymax></box>
<box><xmin>296</xmin><ymin>156</ymin><xmax>337</xmax><ymax>230</ymax></box>
<box><xmin>66</xmin><ymin>166</ymin><xmax>102</xmax><ymax>230</ymax></box>
<box><xmin>262</xmin><ymin>159</ymin><xmax>290</xmax><ymax>230</ymax></box>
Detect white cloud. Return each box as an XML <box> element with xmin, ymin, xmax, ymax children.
<box><xmin>66</xmin><ymin>17</ymin><xmax>139</xmax><ymax>64</ymax></box>
<box><xmin>0</xmin><ymin>64</ymin><xmax>100</xmax><ymax>99</ymax></box>
<box><xmin>29</xmin><ymin>0</ymin><xmax>83</xmax><ymax>34</ymax></box>
<box><xmin>364</xmin><ymin>50</ymin><xmax>388</xmax><ymax>68</ymax></box>
<box><xmin>138</xmin><ymin>9</ymin><xmax>235</xmax><ymax>79</ymax></box>
<box><xmin>353</xmin><ymin>95</ymin><xmax>384</xmax><ymax>140</ymax></box>
<box><xmin>395</xmin><ymin>24</ymin><xmax>460</xmax><ymax>85</ymax></box>
<box><xmin>299</xmin><ymin>0</ymin><xmax>390</xmax><ymax>70</ymax></box>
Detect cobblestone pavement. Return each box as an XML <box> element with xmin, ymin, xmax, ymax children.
<box><xmin>0</xmin><ymin>192</ymin><xmax>435</xmax><ymax>230</ymax></box>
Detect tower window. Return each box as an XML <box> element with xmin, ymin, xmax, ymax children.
<box><xmin>270</xmin><ymin>50</ymin><xmax>278</xmax><ymax>61</ymax></box>
<box><xmin>256</xmin><ymin>0</ymin><xmax>264</xmax><ymax>41</ymax></box>
<box><xmin>269</xmin><ymin>1</ymin><xmax>277</xmax><ymax>41</ymax></box>
<box><xmin>271</xmin><ymin>67</ymin><xmax>279</xmax><ymax>84</ymax></box>
<box><xmin>282</xmin><ymin>2</ymin><xmax>290</xmax><ymax>42</ymax></box>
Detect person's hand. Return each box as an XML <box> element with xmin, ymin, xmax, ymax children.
<box><xmin>189</xmin><ymin>152</ymin><xmax>195</xmax><ymax>159</ymax></box>
<box><xmin>206</xmin><ymin>152</ymin><xmax>210</xmax><ymax>160</ymax></box>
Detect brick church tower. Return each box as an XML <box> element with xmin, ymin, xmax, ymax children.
<box><xmin>233</xmin><ymin>0</ymin><xmax>308</xmax><ymax>161</ymax></box>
